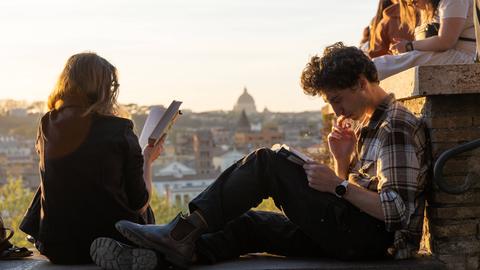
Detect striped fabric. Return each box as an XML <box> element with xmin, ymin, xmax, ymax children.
<box><xmin>349</xmin><ymin>94</ymin><xmax>429</xmax><ymax>259</ymax></box>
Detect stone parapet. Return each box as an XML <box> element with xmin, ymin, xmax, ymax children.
<box><xmin>380</xmin><ymin>64</ymin><xmax>480</xmax><ymax>99</ymax></box>
<box><xmin>381</xmin><ymin>64</ymin><xmax>480</xmax><ymax>270</ymax></box>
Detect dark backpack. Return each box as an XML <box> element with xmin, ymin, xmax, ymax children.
<box><xmin>0</xmin><ymin>216</ymin><xmax>14</xmax><ymax>253</ymax></box>
<box><xmin>0</xmin><ymin>215</ymin><xmax>33</xmax><ymax>259</ymax></box>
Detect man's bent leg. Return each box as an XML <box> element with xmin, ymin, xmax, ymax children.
<box><xmin>190</xmin><ymin>148</ymin><xmax>393</xmax><ymax>260</ymax></box>
<box><xmin>189</xmin><ymin>148</ymin><xmax>340</xmax><ymax>240</ymax></box>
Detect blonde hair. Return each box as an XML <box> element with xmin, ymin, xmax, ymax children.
<box><xmin>370</xmin><ymin>0</ymin><xmax>393</xmax><ymax>52</ymax></box>
<box><xmin>48</xmin><ymin>52</ymin><xmax>120</xmax><ymax>116</ymax></box>
<box><xmin>399</xmin><ymin>0</ymin><xmax>440</xmax><ymax>32</ymax></box>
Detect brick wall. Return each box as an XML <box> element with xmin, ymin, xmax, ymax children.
<box><xmin>382</xmin><ymin>65</ymin><xmax>480</xmax><ymax>270</ymax></box>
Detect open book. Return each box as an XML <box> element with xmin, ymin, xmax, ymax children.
<box><xmin>271</xmin><ymin>144</ymin><xmax>314</xmax><ymax>166</ymax></box>
<box><xmin>138</xmin><ymin>100</ymin><xmax>182</xmax><ymax>148</ymax></box>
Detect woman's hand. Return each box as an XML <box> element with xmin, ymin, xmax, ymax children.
<box><xmin>143</xmin><ymin>135</ymin><xmax>165</xmax><ymax>164</ymax></box>
<box><xmin>389</xmin><ymin>38</ymin><xmax>409</xmax><ymax>55</ymax></box>
<box><xmin>327</xmin><ymin>116</ymin><xmax>356</xmax><ymax>162</ymax></box>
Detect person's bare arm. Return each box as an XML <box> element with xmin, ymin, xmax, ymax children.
<box><xmin>342</xmin><ymin>182</ymin><xmax>385</xmax><ymax>220</ymax></box>
<box><xmin>391</xmin><ymin>17</ymin><xmax>466</xmax><ymax>53</ymax></box>
<box><xmin>414</xmin><ymin>17</ymin><xmax>466</xmax><ymax>51</ymax></box>
<box><xmin>304</xmin><ymin>163</ymin><xmax>385</xmax><ymax>221</ymax></box>
<box><xmin>137</xmin><ymin>137</ymin><xmax>164</xmax><ymax>214</ymax></box>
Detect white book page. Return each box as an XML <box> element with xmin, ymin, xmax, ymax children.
<box><xmin>139</xmin><ymin>106</ymin><xmax>165</xmax><ymax>149</ymax></box>
<box><xmin>284</xmin><ymin>144</ymin><xmax>314</xmax><ymax>163</ymax></box>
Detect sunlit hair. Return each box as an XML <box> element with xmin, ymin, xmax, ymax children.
<box><xmin>47</xmin><ymin>52</ymin><xmax>120</xmax><ymax>116</ymax></box>
<box><xmin>370</xmin><ymin>0</ymin><xmax>394</xmax><ymax>51</ymax></box>
<box><xmin>300</xmin><ymin>42</ymin><xmax>379</xmax><ymax>96</ymax></box>
<box><xmin>399</xmin><ymin>0</ymin><xmax>440</xmax><ymax>32</ymax></box>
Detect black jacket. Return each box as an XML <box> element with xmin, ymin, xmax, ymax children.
<box><xmin>20</xmin><ymin>108</ymin><xmax>152</xmax><ymax>263</ymax></box>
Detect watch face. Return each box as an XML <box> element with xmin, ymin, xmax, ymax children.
<box><xmin>335</xmin><ymin>185</ymin><xmax>347</xmax><ymax>196</ymax></box>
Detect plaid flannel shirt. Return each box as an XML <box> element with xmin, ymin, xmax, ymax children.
<box><xmin>348</xmin><ymin>94</ymin><xmax>429</xmax><ymax>259</ymax></box>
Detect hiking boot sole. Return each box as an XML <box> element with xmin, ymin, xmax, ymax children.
<box><xmin>116</xmin><ymin>222</ymin><xmax>190</xmax><ymax>269</ymax></box>
<box><xmin>90</xmin><ymin>237</ymin><xmax>158</xmax><ymax>270</ymax></box>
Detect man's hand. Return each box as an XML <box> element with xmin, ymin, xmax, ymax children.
<box><xmin>303</xmin><ymin>162</ymin><xmax>343</xmax><ymax>194</ymax></box>
<box><xmin>143</xmin><ymin>135</ymin><xmax>165</xmax><ymax>164</ymax></box>
<box><xmin>327</xmin><ymin>116</ymin><xmax>355</xmax><ymax>161</ymax></box>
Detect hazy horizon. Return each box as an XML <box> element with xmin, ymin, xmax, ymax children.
<box><xmin>1</xmin><ymin>0</ymin><xmax>376</xmax><ymax>112</ymax></box>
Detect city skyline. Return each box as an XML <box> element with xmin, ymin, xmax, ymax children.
<box><xmin>0</xmin><ymin>0</ymin><xmax>376</xmax><ymax>112</ymax></box>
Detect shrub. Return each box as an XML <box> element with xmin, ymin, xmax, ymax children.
<box><xmin>0</xmin><ymin>178</ymin><xmax>34</xmax><ymax>248</ymax></box>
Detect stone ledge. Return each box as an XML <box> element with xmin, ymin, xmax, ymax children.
<box><xmin>0</xmin><ymin>254</ymin><xmax>446</xmax><ymax>270</ymax></box>
<box><xmin>380</xmin><ymin>64</ymin><xmax>480</xmax><ymax>99</ymax></box>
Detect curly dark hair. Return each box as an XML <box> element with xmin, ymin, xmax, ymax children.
<box><xmin>300</xmin><ymin>42</ymin><xmax>379</xmax><ymax>96</ymax></box>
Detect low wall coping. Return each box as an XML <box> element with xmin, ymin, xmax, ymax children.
<box><xmin>379</xmin><ymin>64</ymin><xmax>480</xmax><ymax>100</ymax></box>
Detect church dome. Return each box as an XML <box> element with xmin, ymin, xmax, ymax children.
<box><xmin>233</xmin><ymin>87</ymin><xmax>257</xmax><ymax>114</ymax></box>
<box><xmin>237</xmin><ymin>87</ymin><xmax>255</xmax><ymax>104</ymax></box>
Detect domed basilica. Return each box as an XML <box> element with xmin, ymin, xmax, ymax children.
<box><xmin>233</xmin><ymin>87</ymin><xmax>257</xmax><ymax>115</ymax></box>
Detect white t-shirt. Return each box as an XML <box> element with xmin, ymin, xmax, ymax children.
<box><xmin>415</xmin><ymin>0</ymin><xmax>475</xmax><ymax>52</ymax></box>
<box><xmin>435</xmin><ymin>0</ymin><xmax>475</xmax><ymax>40</ymax></box>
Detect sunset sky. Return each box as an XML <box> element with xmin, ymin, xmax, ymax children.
<box><xmin>0</xmin><ymin>0</ymin><xmax>376</xmax><ymax>112</ymax></box>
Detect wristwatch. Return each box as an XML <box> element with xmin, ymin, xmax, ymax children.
<box><xmin>405</xmin><ymin>41</ymin><xmax>414</xmax><ymax>52</ymax></box>
<box><xmin>335</xmin><ymin>180</ymin><xmax>349</xmax><ymax>198</ymax></box>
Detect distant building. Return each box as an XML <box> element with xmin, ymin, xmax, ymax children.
<box><xmin>7</xmin><ymin>108</ymin><xmax>28</xmax><ymax>117</ymax></box>
<box><xmin>156</xmin><ymin>161</ymin><xmax>196</xmax><ymax>178</ymax></box>
<box><xmin>174</xmin><ymin>131</ymin><xmax>195</xmax><ymax>156</ymax></box>
<box><xmin>153</xmin><ymin>161</ymin><xmax>216</xmax><ymax>206</ymax></box>
<box><xmin>233</xmin><ymin>112</ymin><xmax>284</xmax><ymax>151</ymax></box>
<box><xmin>234</xmin><ymin>129</ymin><xmax>284</xmax><ymax>151</ymax></box>
<box><xmin>193</xmin><ymin>130</ymin><xmax>216</xmax><ymax>176</ymax></box>
<box><xmin>210</xmin><ymin>127</ymin><xmax>233</xmax><ymax>147</ymax></box>
<box><xmin>212</xmin><ymin>148</ymin><xmax>245</xmax><ymax>171</ymax></box>
<box><xmin>236</xmin><ymin>110</ymin><xmax>251</xmax><ymax>133</ymax></box>
<box><xmin>0</xmin><ymin>136</ymin><xmax>39</xmax><ymax>189</ymax></box>
<box><xmin>233</xmin><ymin>87</ymin><xmax>257</xmax><ymax>115</ymax></box>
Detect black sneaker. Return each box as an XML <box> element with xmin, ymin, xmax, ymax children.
<box><xmin>90</xmin><ymin>237</ymin><xmax>162</xmax><ymax>270</ymax></box>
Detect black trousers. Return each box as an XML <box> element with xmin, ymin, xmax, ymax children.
<box><xmin>190</xmin><ymin>148</ymin><xmax>394</xmax><ymax>262</ymax></box>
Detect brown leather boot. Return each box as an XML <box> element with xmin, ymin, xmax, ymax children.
<box><xmin>115</xmin><ymin>212</ymin><xmax>207</xmax><ymax>269</ymax></box>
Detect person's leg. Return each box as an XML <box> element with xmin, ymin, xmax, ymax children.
<box><xmin>116</xmin><ymin>148</ymin><xmax>393</xmax><ymax>266</ymax></box>
<box><xmin>190</xmin><ymin>148</ymin><xmax>393</xmax><ymax>260</ymax></box>
<box><xmin>189</xmin><ymin>148</ymin><xmax>345</xmax><ymax>246</ymax></box>
<box><xmin>195</xmin><ymin>210</ymin><xmax>325</xmax><ymax>264</ymax></box>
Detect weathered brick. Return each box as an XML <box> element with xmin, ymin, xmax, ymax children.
<box><xmin>474</xmin><ymin>117</ymin><xmax>480</xmax><ymax>127</ymax></box>
<box><xmin>428</xmin><ymin>206</ymin><xmax>480</xmax><ymax>220</ymax></box>
<box><xmin>437</xmin><ymin>157</ymin><xmax>480</xmax><ymax>175</ymax></box>
<box><xmin>430</xmin><ymin>142</ymin><xmax>480</xmax><ymax>159</ymax></box>
<box><xmin>431</xmin><ymin>142</ymin><xmax>463</xmax><ymax>158</ymax></box>
<box><xmin>433</xmin><ymin>237</ymin><xmax>480</xmax><ymax>255</ymax></box>
<box><xmin>430</xmin><ymin>189</ymin><xmax>480</xmax><ymax>205</ymax></box>
<box><xmin>429</xmin><ymin>222</ymin><xmax>479</xmax><ymax>238</ymax></box>
<box><xmin>430</xmin><ymin>128</ymin><xmax>480</xmax><ymax>143</ymax></box>
<box><xmin>424</xmin><ymin>116</ymin><xmax>474</xmax><ymax>129</ymax></box>
<box><xmin>400</xmin><ymin>97</ymin><xmax>427</xmax><ymax>115</ymax></box>
<box><xmin>424</xmin><ymin>95</ymin><xmax>480</xmax><ymax>117</ymax></box>
<box><xmin>431</xmin><ymin>175</ymin><xmax>480</xmax><ymax>192</ymax></box>
<box><xmin>466</xmin><ymin>255</ymin><xmax>479</xmax><ymax>270</ymax></box>
<box><xmin>436</xmin><ymin>254</ymin><xmax>467</xmax><ymax>270</ymax></box>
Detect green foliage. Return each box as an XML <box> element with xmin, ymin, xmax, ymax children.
<box><xmin>0</xmin><ymin>179</ymin><xmax>284</xmax><ymax>251</ymax></box>
<box><xmin>0</xmin><ymin>178</ymin><xmax>187</xmax><ymax>249</ymax></box>
<box><xmin>149</xmin><ymin>188</ymin><xmax>185</xmax><ymax>224</ymax></box>
<box><xmin>0</xmin><ymin>178</ymin><xmax>34</xmax><ymax>248</ymax></box>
